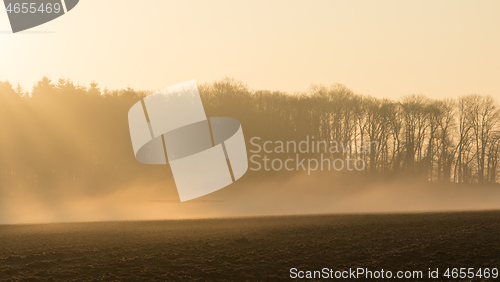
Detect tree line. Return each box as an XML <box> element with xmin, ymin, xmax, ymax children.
<box><xmin>201</xmin><ymin>78</ymin><xmax>500</xmax><ymax>184</ymax></box>
<box><xmin>0</xmin><ymin>77</ymin><xmax>498</xmax><ymax>199</ymax></box>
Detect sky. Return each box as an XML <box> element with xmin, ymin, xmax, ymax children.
<box><xmin>1</xmin><ymin>0</ymin><xmax>500</xmax><ymax>100</ymax></box>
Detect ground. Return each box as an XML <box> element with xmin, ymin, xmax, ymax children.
<box><xmin>1</xmin><ymin>211</ymin><xmax>500</xmax><ymax>281</ymax></box>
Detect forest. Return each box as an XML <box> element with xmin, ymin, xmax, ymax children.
<box><xmin>0</xmin><ymin>76</ymin><xmax>499</xmax><ymax>199</ymax></box>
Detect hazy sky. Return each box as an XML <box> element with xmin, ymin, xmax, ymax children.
<box><xmin>1</xmin><ymin>0</ymin><xmax>499</xmax><ymax>99</ymax></box>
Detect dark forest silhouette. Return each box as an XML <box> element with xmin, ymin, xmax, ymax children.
<box><xmin>0</xmin><ymin>76</ymin><xmax>499</xmax><ymax>199</ymax></box>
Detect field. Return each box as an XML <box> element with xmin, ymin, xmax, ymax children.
<box><xmin>1</xmin><ymin>211</ymin><xmax>500</xmax><ymax>281</ymax></box>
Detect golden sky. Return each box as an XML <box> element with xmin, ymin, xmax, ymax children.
<box><xmin>1</xmin><ymin>0</ymin><xmax>499</xmax><ymax>99</ymax></box>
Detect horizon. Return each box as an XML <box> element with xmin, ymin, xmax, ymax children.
<box><xmin>2</xmin><ymin>76</ymin><xmax>500</xmax><ymax>102</ymax></box>
<box><xmin>2</xmin><ymin>206</ymin><xmax>500</xmax><ymax>226</ymax></box>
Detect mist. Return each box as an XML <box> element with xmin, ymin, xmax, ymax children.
<box><xmin>2</xmin><ymin>171</ymin><xmax>500</xmax><ymax>225</ymax></box>
<box><xmin>1</xmin><ymin>77</ymin><xmax>500</xmax><ymax>225</ymax></box>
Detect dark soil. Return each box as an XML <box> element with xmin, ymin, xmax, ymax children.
<box><xmin>1</xmin><ymin>211</ymin><xmax>500</xmax><ymax>281</ymax></box>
